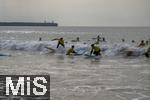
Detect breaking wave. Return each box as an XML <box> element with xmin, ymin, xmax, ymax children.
<box><xmin>0</xmin><ymin>39</ymin><xmax>146</xmax><ymax>57</ymax></box>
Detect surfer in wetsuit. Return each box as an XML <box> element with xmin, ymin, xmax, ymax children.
<box><xmin>57</xmin><ymin>38</ymin><xmax>65</xmax><ymax>48</ymax></box>
<box><xmin>90</xmin><ymin>44</ymin><xmax>101</xmax><ymax>56</ymax></box>
<box><xmin>102</xmin><ymin>37</ymin><xmax>106</xmax><ymax>42</ymax></box>
<box><xmin>97</xmin><ymin>35</ymin><xmax>101</xmax><ymax>42</ymax></box>
<box><xmin>95</xmin><ymin>35</ymin><xmax>101</xmax><ymax>44</ymax></box>
<box><xmin>132</xmin><ymin>40</ymin><xmax>135</xmax><ymax>43</ymax></box>
<box><xmin>122</xmin><ymin>39</ymin><xmax>125</xmax><ymax>42</ymax></box>
<box><xmin>76</xmin><ymin>37</ymin><xmax>80</xmax><ymax>42</ymax></box>
<box><xmin>66</xmin><ymin>45</ymin><xmax>76</xmax><ymax>55</ymax></box>
<box><xmin>146</xmin><ymin>40</ymin><xmax>149</xmax><ymax>45</ymax></box>
<box><xmin>39</xmin><ymin>37</ymin><xmax>42</xmax><ymax>41</ymax></box>
<box><xmin>138</xmin><ymin>40</ymin><xmax>145</xmax><ymax>47</ymax></box>
<box><xmin>145</xmin><ymin>46</ymin><xmax>150</xmax><ymax>58</ymax></box>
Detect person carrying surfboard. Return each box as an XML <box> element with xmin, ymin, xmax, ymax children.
<box><xmin>90</xmin><ymin>44</ymin><xmax>101</xmax><ymax>56</ymax></box>
<box><xmin>145</xmin><ymin>46</ymin><xmax>150</xmax><ymax>58</ymax></box>
<box><xmin>57</xmin><ymin>38</ymin><xmax>65</xmax><ymax>48</ymax></box>
<box><xmin>66</xmin><ymin>45</ymin><xmax>76</xmax><ymax>55</ymax></box>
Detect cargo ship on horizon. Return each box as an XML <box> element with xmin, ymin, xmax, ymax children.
<box><xmin>0</xmin><ymin>21</ymin><xmax>58</xmax><ymax>26</ymax></box>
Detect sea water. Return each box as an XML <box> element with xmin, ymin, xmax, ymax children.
<box><xmin>0</xmin><ymin>26</ymin><xmax>150</xmax><ymax>100</ymax></box>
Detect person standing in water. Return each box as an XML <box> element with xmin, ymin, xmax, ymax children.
<box><xmin>132</xmin><ymin>40</ymin><xmax>135</xmax><ymax>43</ymax></box>
<box><xmin>66</xmin><ymin>45</ymin><xmax>76</xmax><ymax>55</ymax></box>
<box><xmin>39</xmin><ymin>37</ymin><xmax>42</xmax><ymax>41</ymax></box>
<box><xmin>122</xmin><ymin>39</ymin><xmax>125</xmax><ymax>42</ymax></box>
<box><xmin>97</xmin><ymin>35</ymin><xmax>101</xmax><ymax>42</ymax></box>
<box><xmin>90</xmin><ymin>44</ymin><xmax>101</xmax><ymax>56</ymax></box>
<box><xmin>102</xmin><ymin>37</ymin><xmax>106</xmax><ymax>42</ymax></box>
<box><xmin>57</xmin><ymin>38</ymin><xmax>65</xmax><ymax>48</ymax></box>
<box><xmin>145</xmin><ymin>40</ymin><xmax>149</xmax><ymax>45</ymax></box>
<box><xmin>95</xmin><ymin>35</ymin><xmax>101</xmax><ymax>44</ymax></box>
<box><xmin>138</xmin><ymin>40</ymin><xmax>145</xmax><ymax>47</ymax></box>
<box><xmin>76</xmin><ymin>37</ymin><xmax>80</xmax><ymax>42</ymax></box>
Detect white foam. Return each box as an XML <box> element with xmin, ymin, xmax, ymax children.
<box><xmin>0</xmin><ymin>39</ymin><xmax>146</xmax><ymax>56</ymax></box>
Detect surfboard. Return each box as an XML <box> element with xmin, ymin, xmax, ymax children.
<box><xmin>45</xmin><ymin>46</ymin><xmax>56</xmax><ymax>53</ymax></box>
<box><xmin>84</xmin><ymin>53</ymin><xmax>101</xmax><ymax>59</ymax></box>
<box><xmin>0</xmin><ymin>53</ymin><xmax>11</xmax><ymax>56</ymax></box>
<box><xmin>125</xmin><ymin>48</ymin><xmax>145</xmax><ymax>56</ymax></box>
<box><xmin>75</xmin><ymin>47</ymin><xmax>87</xmax><ymax>55</ymax></box>
<box><xmin>45</xmin><ymin>46</ymin><xmax>66</xmax><ymax>53</ymax></box>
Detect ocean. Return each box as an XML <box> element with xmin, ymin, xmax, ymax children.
<box><xmin>0</xmin><ymin>26</ymin><xmax>150</xmax><ymax>100</ymax></box>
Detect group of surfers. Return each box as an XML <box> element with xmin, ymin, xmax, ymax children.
<box><xmin>51</xmin><ymin>36</ymin><xmax>150</xmax><ymax>58</ymax></box>
<box><xmin>56</xmin><ymin>37</ymin><xmax>102</xmax><ymax>56</ymax></box>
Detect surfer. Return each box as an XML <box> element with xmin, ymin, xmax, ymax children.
<box><xmin>132</xmin><ymin>40</ymin><xmax>135</xmax><ymax>43</ymax></box>
<box><xmin>146</xmin><ymin>40</ymin><xmax>149</xmax><ymax>45</ymax></box>
<box><xmin>95</xmin><ymin>35</ymin><xmax>101</xmax><ymax>44</ymax></box>
<box><xmin>122</xmin><ymin>39</ymin><xmax>125</xmax><ymax>42</ymax></box>
<box><xmin>39</xmin><ymin>37</ymin><xmax>42</xmax><ymax>41</ymax></box>
<box><xmin>76</xmin><ymin>37</ymin><xmax>80</xmax><ymax>42</ymax></box>
<box><xmin>90</xmin><ymin>44</ymin><xmax>101</xmax><ymax>56</ymax></box>
<box><xmin>102</xmin><ymin>37</ymin><xmax>106</xmax><ymax>42</ymax></box>
<box><xmin>66</xmin><ymin>45</ymin><xmax>76</xmax><ymax>55</ymax></box>
<box><xmin>71</xmin><ymin>37</ymin><xmax>80</xmax><ymax>42</ymax></box>
<box><xmin>145</xmin><ymin>46</ymin><xmax>150</xmax><ymax>58</ymax></box>
<box><xmin>97</xmin><ymin>35</ymin><xmax>101</xmax><ymax>42</ymax></box>
<box><xmin>57</xmin><ymin>38</ymin><xmax>65</xmax><ymax>48</ymax></box>
<box><xmin>138</xmin><ymin>40</ymin><xmax>145</xmax><ymax>47</ymax></box>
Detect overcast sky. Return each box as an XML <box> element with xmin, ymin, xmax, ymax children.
<box><xmin>0</xmin><ymin>0</ymin><xmax>150</xmax><ymax>26</ymax></box>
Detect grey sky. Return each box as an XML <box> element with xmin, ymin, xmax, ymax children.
<box><xmin>0</xmin><ymin>0</ymin><xmax>150</xmax><ymax>26</ymax></box>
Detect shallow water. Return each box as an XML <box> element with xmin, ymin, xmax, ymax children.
<box><xmin>0</xmin><ymin>26</ymin><xmax>150</xmax><ymax>100</ymax></box>
<box><xmin>0</xmin><ymin>52</ymin><xmax>150</xmax><ymax>100</ymax></box>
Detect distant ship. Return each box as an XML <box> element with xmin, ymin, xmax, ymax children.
<box><xmin>0</xmin><ymin>21</ymin><xmax>58</xmax><ymax>26</ymax></box>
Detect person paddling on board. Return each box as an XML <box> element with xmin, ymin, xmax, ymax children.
<box><xmin>57</xmin><ymin>38</ymin><xmax>65</xmax><ymax>48</ymax></box>
<box><xmin>145</xmin><ymin>46</ymin><xmax>150</xmax><ymax>58</ymax></box>
<box><xmin>90</xmin><ymin>44</ymin><xmax>101</xmax><ymax>56</ymax></box>
<box><xmin>138</xmin><ymin>40</ymin><xmax>146</xmax><ymax>47</ymax></box>
<box><xmin>66</xmin><ymin>45</ymin><xmax>76</xmax><ymax>55</ymax></box>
